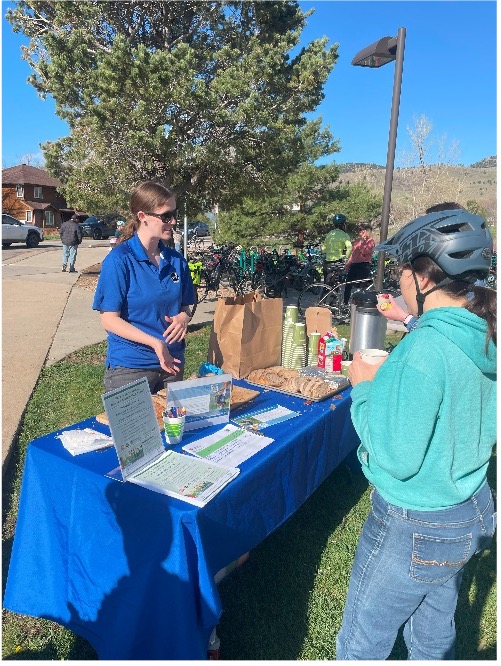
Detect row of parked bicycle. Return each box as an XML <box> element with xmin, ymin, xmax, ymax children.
<box><xmin>187</xmin><ymin>242</ymin><xmax>497</xmax><ymax>321</ymax></box>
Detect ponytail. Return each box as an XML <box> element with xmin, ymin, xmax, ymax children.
<box><xmin>117</xmin><ymin>216</ymin><xmax>139</xmax><ymax>244</ymax></box>
<box><xmin>465</xmin><ymin>285</ymin><xmax>496</xmax><ymax>348</ymax></box>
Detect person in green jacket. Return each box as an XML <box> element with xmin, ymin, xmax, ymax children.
<box><xmin>322</xmin><ymin>213</ymin><xmax>352</xmax><ymax>285</ymax></box>
<box><xmin>337</xmin><ymin>209</ymin><xmax>496</xmax><ymax>660</ymax></box>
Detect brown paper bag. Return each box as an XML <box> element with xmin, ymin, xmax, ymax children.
<box><xmin>305</xmin><ymin>307</ymin><xmax>332</xmax><ymax>337</ymax></box>
<box><xmin>208</xmin><ymin>293</ymin><xmax>283</xmax><ymax>378</ymax></box>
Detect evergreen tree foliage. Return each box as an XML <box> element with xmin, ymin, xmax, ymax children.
<box><xmin>7</xmin><ymin>1</ymin><xmax>339</xmax><ymax>214</ymax></box>
<box><xmin>215</xmin><ymin>165</ymin><xmax>382</xmax><ymax>247</ymax></box>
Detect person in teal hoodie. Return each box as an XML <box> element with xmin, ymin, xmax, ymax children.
<box><xmin>337</xmin><ymin>209</ymin><xmax>496</xmax><ymax>660</ymax></box>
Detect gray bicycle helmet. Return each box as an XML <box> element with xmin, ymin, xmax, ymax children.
<box><xmin>376</xmin><ymin>209</ymin><xmax>493</xmax><ymax>315</ymax></box>
<box><xmin>375</xmin><ymin>209</ymin><xmax>493</xmax><ymax>278</ymax></box>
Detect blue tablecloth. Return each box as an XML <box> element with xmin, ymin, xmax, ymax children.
<box><xmin>3</xmin><ymin>381</ymin><xmax>359</xmax><ymax>659</ymax></box>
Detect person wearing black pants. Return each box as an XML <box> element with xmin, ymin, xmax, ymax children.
<box><xmin>343</xmin><ymin>223</ymin><xmax>375</xmax><ymax>304</ymax></box>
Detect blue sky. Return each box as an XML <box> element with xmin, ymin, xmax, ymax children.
<box><xmin>2</xmin><ymin>1</ymin><xmax>497</xmax><ymax>168</ymax></box>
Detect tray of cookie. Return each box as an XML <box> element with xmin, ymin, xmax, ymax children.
<box><xmin>245</xmin><ymin>366</ymin><xmax>349</xmax><ymax>402</ymax></box>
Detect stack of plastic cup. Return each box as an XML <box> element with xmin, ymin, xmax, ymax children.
<box><xmin>289</xmin><ymin>322</ymin><xmax>307</xmax><ymax>369</ymax></box>
<box><xmin>307</xmin><ymin>332</ymin><xmax>321</xmax><ymax>366</ymax></box>
<box><xmin>282</xmin><ymin>305</ymin><xmax>298</xmax><ymax>368</ymax></box>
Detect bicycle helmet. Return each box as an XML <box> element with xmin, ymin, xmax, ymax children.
<box><xmin>333</xmin><ymin>213</ymin><xmax>347</xmax><ymax>228</ymax></box>
<box><xmin>376</xmin><ymin>209</ymin><xmax>493</xmax><ymax>315</ymax></box>
<box><xmin>375</xmin><ymin>209</ymin><xmax>493</xmax><ymax>278</ymax></box>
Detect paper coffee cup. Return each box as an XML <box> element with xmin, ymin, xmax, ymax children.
<box><xmin>293</xmin><ymin>322</ymin><xmax>306</xmax><ymax>344</ymax></box>
<box><xmin>341</xmin><ymin>360</ymin><xmax>352</xmax><ymax>377</ymax></box>
<box><xmin>163</xmin><ymin>415</ymin><xmax>186</xmax><ymax>446</ymax></box>
<box><xmin>285</xmin><ymin>305</ymin><xmax>299</xmax><ymax>324</ymax></box>
<box><xmin>359</xmin><ymin>348</ymin><xmax>389</xmax><ymax>365</ymax></box>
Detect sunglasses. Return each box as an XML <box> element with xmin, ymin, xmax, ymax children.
<box><xmin>145</xmin><ymin>209</ymin><xmax>178</xmax><ymax>223</ymax></box>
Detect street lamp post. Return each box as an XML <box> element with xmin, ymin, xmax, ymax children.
<box><xmin>352</xmin><ymin>27</ymin><xmax>406</xmax><ymax>291</ymax></box>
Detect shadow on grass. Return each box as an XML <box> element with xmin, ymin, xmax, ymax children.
<box><xmin>217</xmin><ymin>459</ymin><xmax>369</xmax><ymax>660</ymax></box>
<box><xmin>218</xmin><ymin>452</ymin><xmax>497</xmax><ymax>661</ymax></box>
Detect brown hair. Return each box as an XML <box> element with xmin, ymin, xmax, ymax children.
<box><xmin>355</xmin><ymin>222</ymin><xmax>373</xmax><ymax>233</ymax></box>
<box><xmin>410</xmin><ymin>256</ymin><xmax>496</xmax><ymax>347</ymax></box>
<box><xmin>118</xmin><ymin>181</ymin><xmax>176</xmax><ymax>244</ymax></box>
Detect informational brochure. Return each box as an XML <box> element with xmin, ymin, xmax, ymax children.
<box><xmin>231</xmin><ymin>403</ymin><xmax>300</xmax><ymax>431</ymax></box>
<box><xmin>128</xmin><ymin>450</ymin><xmax>239</xmax><ymax>507</ymax></box>
<box><xmin>102</xmin><ymin>377</ymin><xmax>239</xmax><ymax>506</ymax></box>
<box><xmin>102</xmin><ymin>377</ymin><xmax>164</xmax><ymax>477</ymax></box>
<box><xmin>182</xmin><ymin>423</ymin><xmax>274</xmax><ymax>468</ymax></box>
<box><xmin>166</xmin><ymin>374</ymin><xmax>233</xmax><ymax>431</ymax></box>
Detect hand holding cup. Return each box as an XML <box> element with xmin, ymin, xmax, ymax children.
<box><xmin>348</xmin><ymin>349</ymin><xmax>388</xmax><ymax>386</ymax></box>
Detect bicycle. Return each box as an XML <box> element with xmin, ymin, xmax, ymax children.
<box><xmin>297</xmin><ymin>276</ymin><xmax>377</xmax><ymax>322</ymax></box>
<box><xmin>195</xmin><ymin>245</ymin><xmax>242</xmax><ymax>301</ymax></box>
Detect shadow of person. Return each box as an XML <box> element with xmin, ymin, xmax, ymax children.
<box><xmin>58</xmin><ymin>481</ymin><xmax>216</xmax><ymax>660</ymax></box>
<box><xmin>216</xmin><ymin>462</ymin><xmax>369</xmax><ymax>660</ymax></box>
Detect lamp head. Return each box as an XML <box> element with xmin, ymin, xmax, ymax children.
<box><xmin>352</xmin><ymin>36</ymin><xmax>397</xmax><ymax>68</ymax></box>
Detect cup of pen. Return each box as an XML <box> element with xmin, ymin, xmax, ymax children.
<box><xmin>162</xmin><ymin>408</ymin><xmax>186</xmax><ymax>446</ymax></box>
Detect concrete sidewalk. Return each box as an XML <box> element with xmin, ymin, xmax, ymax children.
<box><xmin>2</xmin><ymin>242</ymin><xmax>217</xmax><ymax>474</ymax></box>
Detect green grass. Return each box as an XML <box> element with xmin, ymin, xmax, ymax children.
<box><xmin>2</xmin><ymin>323</ymin><xmax>496</xmax><ymax>660</ymax></box>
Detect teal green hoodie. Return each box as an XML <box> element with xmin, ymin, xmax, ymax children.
<box><xmin>350</xmin><ymin>307</ymin><xmax>496</xmax><ymax>510</ymax></box>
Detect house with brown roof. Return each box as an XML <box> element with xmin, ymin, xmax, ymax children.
<box><xmin>2</xmin><ymin>164</ymin><xmax>85</xmax><ymax>229</ymax></box>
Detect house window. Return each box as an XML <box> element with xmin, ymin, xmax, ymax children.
<box><xmin>45</xmin><ymin>211</ymin><xmax>54</xmax><ymax>227</ymax></box>
<box><xmin>34</xmin><ymin>186</ymin><xmax>43</xmax><ymax>199</ymax></box>
<box><xmin>25</xmin><ymin>210</ymin><xmax>32</xmax><ymax>223</ymax></box>
<box><xmin>16</xmin><ymin>184</ymin><xmax>24</xmax><ymax>198</ymax></box>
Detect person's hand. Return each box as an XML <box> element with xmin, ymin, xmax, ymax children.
<box><xmin>163</xmin><ymin>312</ymin><xmax>190</xmax><ymax>344</ymax></box>
<box><xmin>376</xmin><ymin>293</ymin><xmax>409</xmax><ymax>322</ymax></box>
<box><xmin>151</xmin><ymin>339</ymin><xmax>181</xmax><ymax>375</ymax></box>
<box><xmin>348</xmin><ymin>351</ymin><xmax>387</xmax><ymax>386</ymax></box>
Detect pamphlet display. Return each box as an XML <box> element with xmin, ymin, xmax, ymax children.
<box><xmin>166</xmin><ymin>374</ymin><xmax>233</xmax><ymax>431</ymax></box>
<box><xmin>102</xmin><ymin>377</ymin><xmax>239</xmax><ymax>506</ymax></box>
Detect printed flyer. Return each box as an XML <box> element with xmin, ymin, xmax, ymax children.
<box><xmin>166</xmin><ymin>374</ymin><xmax>233</xmax><ymax>431</ymax></box>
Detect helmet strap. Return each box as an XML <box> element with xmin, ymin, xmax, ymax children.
<box><xmin>411</xmin><ymin>270</ymin><xmax>454</xmax><ymax>317</ymax></box>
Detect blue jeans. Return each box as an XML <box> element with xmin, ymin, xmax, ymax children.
<box><xmin>336</xmin><ymin>482</ymin><xmax>496</xmax><ymax>660</ymax></box>
<box><xmin>62</xmin><ymin>244</ymin><xmax>78</xmax><ymax>270</ymax></box>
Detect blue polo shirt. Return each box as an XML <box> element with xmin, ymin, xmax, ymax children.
<box><xmin>93</xmin><ymin>234</ymin><xmax>196</xmax><ymax>369</ymax></box>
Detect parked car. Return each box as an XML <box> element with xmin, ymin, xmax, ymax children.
<box><xmin>2</xmin><ymin>214</ymin><xmax>44</xmax><ymax>248</ymax></box>
<box><xmin>187</xmin><ymin>221</ymin><xmax>210</xmax><ymax>239</ymax></box>
<box><xmin>79</xmin><ymin>215</ymin><xmax>118</xmax><ymax>240</ymax></box>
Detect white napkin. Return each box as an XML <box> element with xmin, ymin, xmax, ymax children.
<box><xmin>57</xmin><ymin>428</ymin><xmax>114</xmax><ymax>456</ymax></box>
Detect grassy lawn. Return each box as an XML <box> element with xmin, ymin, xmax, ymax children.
<box><xmin>2</xmin><ymin>323</ymin><xmax>496</xmax><ymax>660</ymax></box>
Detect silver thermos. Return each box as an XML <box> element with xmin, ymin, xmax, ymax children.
<box><xmin>349</xmin><ymin>290</ymin><xmax>387</xmax><ymax>356</ymax></box>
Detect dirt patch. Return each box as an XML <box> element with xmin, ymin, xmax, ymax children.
<box><xmin>76</xmin><ymin>263</ymin><xmax>101</xmax><ymax>291</ymax></box>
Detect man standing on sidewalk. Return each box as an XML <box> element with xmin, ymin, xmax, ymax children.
<box><xmin>60</xmin><ymin>214</ymin><xmax>83</xmax><ymax>272</ymax></box>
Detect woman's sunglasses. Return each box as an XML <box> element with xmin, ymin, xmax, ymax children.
<box><xmin>146</xmin><ymin>209</ymin><xmax>178</xmax><ymax>223</ymax></box>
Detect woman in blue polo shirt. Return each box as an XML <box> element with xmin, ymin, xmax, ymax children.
<box><xmin>93</xmin><ymin>181</ymin><xmax>196</xmax><ymax>393</ymax></box>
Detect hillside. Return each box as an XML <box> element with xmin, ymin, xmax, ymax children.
<box><xmin>471</xmin><ymin>156</ymin><xmax>496</xmax><ymax>169</ymax></box>
<box><xmin>337</xmin><ymin>159</ymin><xmax>496</xmax><ymax>229</ymax></box>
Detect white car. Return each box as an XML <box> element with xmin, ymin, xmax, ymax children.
<box><xmin>2</xmin><ymin>214</ymin><xmax>44</xmax><ymax>248</ymax></box>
